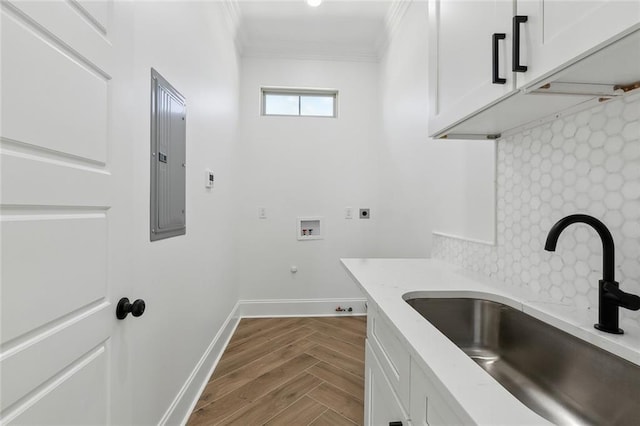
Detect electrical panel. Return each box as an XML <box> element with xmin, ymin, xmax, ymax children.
<box><xmin>150</xmin><ymin>68</ymin><xmax>186</xmax><ymax>241</ymax></box>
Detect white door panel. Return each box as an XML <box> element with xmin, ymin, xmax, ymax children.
<box><xmin>1</xmin><ymin>0</ymin><xmax>132</xmax><ymax>424</ymax></box>
<box><xmin>1</xmin><ymin>7</ymin><xmax>109</xmax><ymax>163</ymax></box>
<box><xmin>0</xmin><ymin>305</ymin><xmax>110</xmax><ymax>412</ymax></box>
<box><xmin>5</xmin><ymin>346</ymin><xmax>109</xmax><ymax>425</ymax></box>
<box><xmin>0</xmin><ymin>151</ymin><xmax>109</xmax><ymax>206</ymax></box>
<box><xmin>73</xmin><ymin>0</ymin><xmax>110</xmax><ymax>34</ymax></box>
<box><xmin>1</xmin><ymin>213</ymin><xmax>108</xmax><ymax>342</ymax></box>
<box><xmin>6</xmin><ymin>0</ymin><xmax>112</xmax><ymax>73</ymax></box>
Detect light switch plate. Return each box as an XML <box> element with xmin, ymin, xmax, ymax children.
<box><xmin>205</xmin><ymin>170</ymin><xmax>214</xmax><ymax>188</ymax></box>
<box><xmin>345</xmin><ymin>207</ymin><xmax>353</xmax><ymax>219</ymax></box>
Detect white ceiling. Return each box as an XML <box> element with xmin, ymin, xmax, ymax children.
<box><xmin>231</xmin><ymin>0</ymin><xmax>400</xmax><ymax>61</ymax></box>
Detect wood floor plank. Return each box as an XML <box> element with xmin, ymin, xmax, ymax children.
<box><xmin>306</xmin><ymin>344</ymin><xmax>365</xmax><ymax>379</ymax></box>
<box><xmin>196</xmin><ymin>339</ymin><xmax>316</xmax><ymax>409</ymax></box>
<box><xmin>309</xmin><ymin>383</ymin><xmax>364</xmax><ymax>425</ymax></box>
<box><xmin>309</xmin><ymin>408</ymin><xmax>358</xmax><ymax>426</ymax></box>
<box><xmin>263</xmin><ymin>396</ymin><xmax>327</xmax><ymax>426</ymax></box>
<box><xmin>231</xmin><ymin>317</ymin><xmax>292</xmax><ymax>340</ymax></box>
<box><xmin>307</xmin><ymin>319</ymin><xmax>366</xmax><ymax>347</ymax></box>
<box><xmin>214</xmin><ymin>326</ymin><xmax>314</xmax><ymax>378</ymax></box>
<box><xmin>220</xmin><ymin>373</ymin><xmax>323</xmax><ymax>425</ymax></box>
<box><xmin>307</xmin><ymin>361</ymin><xmax>364</xmax><ymax>402</ymax></box>
<box><xmin>227</xmin><ymin>317</ymin><xmax>304</xmax><ymax>350</ymax></box>
<box><xmin>312</xmin><ymin>317</ymin><xmax>366</xmax><ymax>336</ymax></box>
<box><xmin>189</xmin><ymin>353</ymin><xmax>320</xmax><ymax>425</ymax></box>
<box><xmin>306</xmin><ymin>331</ymin><xmax>365</xmax><ymax>362</ymax></box>
<box><xmin>189</xmin><ymin>316</ymin><xmax>367</xmax><ymax>426</ymax></box>
<box><xmin>223</xmin><ymin>317</ymin><xmax>308</xmax><ymax>358</ymax></box>
<box><xmin>209</xmin><ymin>318</ymin><xmax>312</xmax><ymax>381</ymax></box>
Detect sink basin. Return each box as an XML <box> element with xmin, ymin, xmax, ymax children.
<box><xmin>405</xmin><ymin>297</ymin><xmax>640</xmax><ymax>425</ymax></box>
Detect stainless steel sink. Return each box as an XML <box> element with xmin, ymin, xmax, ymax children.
<box><xmin>405</xmin><ymin>297</ymin><xmax>640</xmax><ymax>425</ymax></box>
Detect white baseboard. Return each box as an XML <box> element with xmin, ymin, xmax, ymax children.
<box><xmin>238</xmin><ymin>298</ymin><xmax>367</xmax><ymax>317</ymax></box>
<box><xmin>159</xmin><ymin>301</ymin><xmax>241</xmax><ymax>426</ymax></box>
<box><xmin>163</xmin><ymin>297</ymin><xmax>367</xmax><ymax>425</ymax></box>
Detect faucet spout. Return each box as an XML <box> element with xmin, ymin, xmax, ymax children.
<box><xmin>545</xmin><ymin>214</ymin><xmax>638</xmax><ymax>335</ymax></box>
<box><xmin>544</xmin><ymin>214</ymin><xmax>615</xmax><ymax>282</ymax></box>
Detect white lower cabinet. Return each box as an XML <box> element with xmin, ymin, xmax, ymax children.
<box><xmin>365</xmin><ymin>341</ymin><xmax>410</xmax><ymax>426</ymax></box>
<box><xmin>409</xmin><ymin>359</ymin><xmax>471</xmax><ymax>426</ymax></box>
<box><xmin>365</xmin><ymin>303</ymin><xmax>473</xmax><ymax>426</ymax></box>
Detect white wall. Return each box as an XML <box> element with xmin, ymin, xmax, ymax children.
<box><xmin>233</xmin><ymin>57</ymin><xmax>380</xmax><ymax>301</ymax></box>
<box><xmin>377</xmin><ymin>2</ymin><xmax>496</xmax><ymax>256</ymax></box>
<box><xmin>429</xmin><ymin>139</ymin><xmax>496</xmax><ymax>244</ymax></box>
<box><xmin>377</xmin><ymin>2</ymin><xmax>432</xmax><ymax>257</ymax></box>
<box><xmin>127</xmin><ymin>2</ymin><xmax>240</xmax><ymax>423</ymax></box>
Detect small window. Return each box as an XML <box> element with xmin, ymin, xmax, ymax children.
<box><xmin>262</xmin><ymin>88</ymin><xmax>337</xmax><ymax>117</ymax></box>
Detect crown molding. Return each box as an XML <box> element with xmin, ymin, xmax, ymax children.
<box><xmin>222</xmin><ymin>0</ymin><xmax>244</xmax><ymax>55</ymax></box>
<box><xmin>222</xmin><ymin>0</ymin><xmax>240</xmax><ymax>32</ymax></box>
<box><xmin>375</xmin><ymin>0</ymin><xmax>413</xmax><ymax>59</ymax></box>
<box><xmin>241</xmin><ymin>43</ymin><xmax>380</xmax><ymax>63</ymax></box>
<box><xmin>230</xmin><ymin>0</ymin><xmax>407</xmax><ymax>63</ymax></box>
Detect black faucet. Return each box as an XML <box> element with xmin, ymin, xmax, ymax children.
<box><xmin>545</xmin><ymin>214</ymin><xmax>640</xmax><ymax>334</ymax></box>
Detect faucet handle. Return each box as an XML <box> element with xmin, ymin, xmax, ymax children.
<box><xmin>602</xmin><ymin>281</ymin><xmax>640</xmax><ymax>311</ymax></box>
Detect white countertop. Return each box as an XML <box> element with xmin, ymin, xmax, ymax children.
<box><xmin>341</xmin><ymin>258</ymin><xmax>640</xmax><ymax>426</ymax></box>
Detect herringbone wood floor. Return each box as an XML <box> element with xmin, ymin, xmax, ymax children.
<box><xmin>187</xmin><ymin>316</ymin><xmax>367</xmax><ymax>426</ymax></box>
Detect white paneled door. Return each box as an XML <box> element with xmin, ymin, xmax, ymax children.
<box><xmin>1</xmin><ymin>1</ymin><xmax>134</xmax><ymax>424</ymax></box>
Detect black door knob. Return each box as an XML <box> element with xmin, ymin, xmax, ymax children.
<box><xmin>116</xmin><ymin>297</ymin><xmax>146</xmax><ymax>320</ymax></box>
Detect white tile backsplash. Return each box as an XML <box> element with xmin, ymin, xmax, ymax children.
<box><xmin>433</xmin><ymin>91</ymin><xmax>640</xmax><ymax>328</ymax></box>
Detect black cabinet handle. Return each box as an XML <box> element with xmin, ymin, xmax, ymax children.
<box><xmin>492</xmin><ymin>33</ymin><xmax>506</xmax><ymax>84</ymax></box>
<box><xmin>389</xmin><ymin>422</ymin><xmax>403</xmax><ymax>426</ymax></box>
<box><xmin>512</xmin><ymin>15</ymin><xmax>528</xmax><ymax>72</ymax></box>
<box><xmin>116</xmin><ymin>297</ymin><xmax>146</xmax><ymax>319</ymax></box>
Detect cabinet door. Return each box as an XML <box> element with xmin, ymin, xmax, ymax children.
<box><xmin>517</xmin><ymin>0</ymin><xmax>640</xmax><ymax>88</ymax></box>
<box><xmin>428</xmin><ymin>0</ymin><xmax>516</xmax><ymax>136</ymax></box>
<box><xmin>365</xmin><ymin>341</ymin><xmax>408</xmax><ymax>426</ymax></box>
<box><xmin>410</xmin><ymin>359</ymin><xmax>472</xmax><ymax>426</ymax></box>
<box><xmin>368</xmin><ymin>306</ymin><xmax>411</xmax><ymax>411</ymax></box>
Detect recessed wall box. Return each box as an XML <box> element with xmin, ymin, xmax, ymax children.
<box><xmin>297</xmin><ymin>217</ymin><xmax>323</xmax><ymax>240</ymax></box>
<box><xmin>150</xmin><ymin>68</ymin><xmax>186</xmax><ymax>241</ymax></box>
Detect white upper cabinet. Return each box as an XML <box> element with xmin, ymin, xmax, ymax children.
<box><xmin>428</xmin><ymin>0</ymin><xmax>516</xmax><ymax>137</ymax></box>
<box><xmin>517</xmin><ymin>0</ymin><xmax>640</xmax><ymax>88</ymax></box>
<box><xmin>428</xmin><ymin>0</ymin><xmax>640</xmax><ymax>138</ymax></box>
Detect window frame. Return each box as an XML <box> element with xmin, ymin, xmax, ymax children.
<box><xmin>261</xmin><ymin>87</ymin><xmax>339</xmax><ymax>118</ymax></box>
